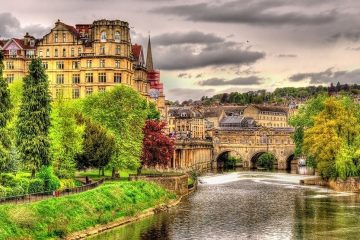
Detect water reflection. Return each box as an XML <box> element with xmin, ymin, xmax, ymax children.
<box><xmin>88</xmin><ymin>172</ymin><xmax>360</xmax><ymax>240</ymax></box>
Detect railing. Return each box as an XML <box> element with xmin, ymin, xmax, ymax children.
<box><xmin>0</xmin><ymin>178</ymin><xmax>104</xmax><ymax>205</ymax></box>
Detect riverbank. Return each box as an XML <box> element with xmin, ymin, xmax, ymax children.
<box><xmin>302</xmin><ymin>176</ymin><xmax>360</xmax><ymax>193</ymax></box>
<box><xmin>0</xmin><ymin>181</ymin><xmax>176</xmax><ymax>240</ymax></box>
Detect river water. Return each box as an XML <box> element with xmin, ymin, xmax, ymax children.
<box><xmin>88</xmin><ymin>172</ymin><xmax>360</xmax><ymax>240</ymax></box>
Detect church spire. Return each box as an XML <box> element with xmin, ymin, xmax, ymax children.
<box><xmin>146</xmin><ymin>35</ymin><xmax>154</xmax><ymax>71</ymax></box>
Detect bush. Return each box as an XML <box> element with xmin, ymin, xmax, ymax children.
<box><xmin>0</xmin><ymin>186</ymin><xmax>7</xmax><ymax>199</ymax></box>
<box><xmin>29</xmin><ymin>179</ymin><xmax>44</xmax><ymax>194</ymax></box>
<box><xmin>14</xmin><ymin>177</ymin><xmax>29</xmax><ymax>194</ymax></box>
<box><xmin>59</xmin><ymin>179</ymin><xmax>76</xmax><ymax>190</ymax></box>
<box><xmin>0</xmin><ymin>173</ymin><xmax>16</xmax><ymax>187</ymax></box>
<box><xmin>37</xmin><ymin>166</ymin><xmax>60</xmax><ymax>192</ymax></box>
<box><xmin>7</xmin><ymin>186</ymin><xmax>25</xmax><ymax>197</ymax></box>
<box><xmin>318</xmin><ymin>161</ymin><xmax>338</xmax><ymax>179</ymax></box>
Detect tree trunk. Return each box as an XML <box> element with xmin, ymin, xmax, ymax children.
<box><xmin>99</xmin><ymin>168</ymin><xmax>101</xmax><ymax>177</ymax></box>
<box><xmin>137</xmin><ymin>165</ymin><xmax>143</xmax><ymax>176</ymax></box>
<box><xmin>112</xmin><ymin>167</ymin><xmax>116</xmax><ymax>179</ymax></box>
<box><xmin>102</xmin><ymin>168</ymin><xmax>105</xmax><ymax>176</ymax></box>
<box><xmin>31</xmin><ymin>169</ymin><xmax>36</xmax><ymax>178</ymax></box>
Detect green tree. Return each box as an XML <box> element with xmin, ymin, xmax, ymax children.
<box><xmin>81</xmin><ymin>85</ymin><xmax>148</xmax><ymax>177</ymax></box>
<box><xmin>16</xmin><ymin>58</ymin><xmax>51</xmax><ymax>177</ymax></box>
<box><xmin>0</xmin><ymin>52</ymin><xmax>12</xmax><ymax>171</ymax></box>
<box><xmin>257</xmin><ymin>153</ymin><xmax>276</xmax><ymax>170</ymax></box>
<box><xmin>76</xmin><ymin>115</ymin><xmax>115</xmax><ymax>176</ymax></box>
<box><xmin>49</xmin><ymin>98</ymin><xmax>84</xmax><ymax>178</ymax></box>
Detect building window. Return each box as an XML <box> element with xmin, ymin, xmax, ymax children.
<box><xmin>56</xmin><ymin>74</ymin><xmax>64</xmax><ymax>84</ymax></box>
<box><xmin>114</xmin><ymin>73</ymin><xmax>122</xmax><ymax>83</ymax></box>
<box><xmin>114</xmin><ymin>31</ymin><xmax>121</xmax><ymax>42</ymax></box>
<box><xmin>42</xmin><ymin>62</ymin><xmax>48</xmax><ymax>69</ymax></box>
<box><xmin>6</xmin><ymin>62</ymin><xmax>14</xmax><ymax>70</ymax></box>
<box><xmin>115</xmin><ymin>60</ymin><xmax>120</xmax><ymax>68</ymax></box>
<box><xmin>72</xmin><ymin>88</ymin><xmax>80</xmax><ymax>99</ymax></box>
<box><xmin>9</xmin><ymin>49</ymin><xmax>17</xmax><ymax>57</ymax></box>
<box><xmin>62</xmin><ymin>48</ymin><xmax>66</xmax><ymax>57</ymax></box>
<box><xmin>62</xmin><ymin>33</ymin><xmax>66</xmax><ymax>42</ymax></box>
<box><xmin>86</xmin><ymin>87</ymin><xmax>93</xmax><ymax>96</ymax></box>
<box><xmin>101</xmin><ymin>31</ymin><xmax>107</xmax><ymax>42</ymax></box>
<box><xmin>6</xmin><ymin>74</ymin><xmax>14</xmax><ymax>84</ymax></box>
<box><xmin>72</xmin><ymin>61</ymin><xmax>80</xmax><ymax>69</ymax></box>
<box><xmin>115</xmin><ymin>45</ymin><xmax>120</xmax><ymax>55</ymax></box>
<box><xmin>78</xmin><ymin>47</ymin><xmax>82</xmax><ymax>56</ymax></box>
<box><xmin>86</xmin><ymin>60</ymin><xmax>92</xmax><ymax>68</ymax></box>
<box><xmin>54</xmin><ymin>49</ymin><xmax>58</xmax><ymax>57</ymax></box>
<box><xmin>54</xmin><ymin>33</ymin><xmax>58</xmax><ymax>43</ymax></box>
<box><xmin>100</xmin><ymin>46</ymin><xmax>105</xmax><ymax>55</ymax></box>
<box><xmin>55</xmin><ymin>88</ymin><xmax>63</xmax><ymax>98</ymax></box>
<box><xmin>56</xmin><ymin>61</ymin><xmax>64</xmax><ymax>69</ymax></box>
<box><xmin>100</xmin><ymin>59</ymin><xmax>105</xmax><ymax>68</ymax></box>
<box><xmin>46</xmin><ymin>49</ymin><xmax>50</xmax><ymax>57</ymax></box>
<box><xmin>98</xmin><ymin>87</ymin><xmax>106</xmax><ymax>93</ymax></box>
<box><xmin>98</xmin><ymin>73</ymin><xmax>106</xmax><ymax>83</ymax></box>
<box><xmin>71</xmin><ymin>48</ymin><xmax>74</xmax><ymax>57</ymax></box>
<box><xmin>72</xmin><ymin>74</ymin><xmax>80</xmax><ymax>84</ymax></box>
<box><xmin>39</xmin><ymin>50</ymin><xmax>43</xmax><ymax>57</ymax></box>
<box><xmin>85</xmin><ymin>73</ymin><xmax>93</xmax><ymax>83</ymax></box>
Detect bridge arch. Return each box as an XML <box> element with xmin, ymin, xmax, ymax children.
<box><xmin>250</xmin><ymin>151</ymin><xmax>279</xmax><ymax>170</ymax></box>
<box><xmin>285</xmin><ymin>153</ymin><xmax>296</xmax><ymax>173</ymax></box>
<box><xmin>215</xmin><ymin>149</ymin><xmax>244</xmax><ymax>169</ymax></box>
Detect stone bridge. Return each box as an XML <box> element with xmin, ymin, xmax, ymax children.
<box><xmin>173</xmin><ymin>126</ymin><xmax>296</xmax><ymax>172</ymax></box>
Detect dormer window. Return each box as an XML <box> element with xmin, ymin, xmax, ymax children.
<box><xmin>101</xmin><ymin>31</ymin><xmax>107</xmax><ymax>42</ymax></box>
<box><xmin>30</xmin><ymin>40</ymin><xmax>35</xmax><ymax>47</ymax></box>
<box><xmin>114</xmin><ymin>31</ymin><xmax>120</xmax><ymax>42</ymax></box>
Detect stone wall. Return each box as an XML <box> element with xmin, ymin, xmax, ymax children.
<box><xmin>302</xmin><ymin>177</ymin><xmax>360</xmax><ymax>192</ymax></box>
<box><xmin>129</xmin><ymin>174</ymin><xmax>188</xmax><ymax>196</ymax></box>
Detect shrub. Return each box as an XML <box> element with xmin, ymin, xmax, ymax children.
<box><xmin>0</xmin><ymin>173</ymin><xmax>16</xmax><ymax>187</ymax></box>
<box><xmin>0</xmin><ymin>186</ymin><xmax>7</xmax><ymax>199</ymax></box>
<box><xmin>8</xmin><ymin>186</ymin><xmax>25</xmax><ymax>197</ymax></box>
<box><xmin>28</xmin><ymin>179</ymin><xmax>44</xmax><ymax>194</ymax></box>
<box><xmin>37</xmin><ymin>166</ymin><xmax>60</xmax><ymax>192</ymax></box>
<box><xmin>14</xmin><ymin>177</ymin><xmax>30</xmax><ymax>194</ymax></box>
<box><xmin>59</xmin><ymin>179</ymin><xmax>76</xmax><ymax>190</ymax></box>
<box><xmin>257</xmin><ymin>153</ymin><xmax>276</xmax><ymax>170</ymax></box>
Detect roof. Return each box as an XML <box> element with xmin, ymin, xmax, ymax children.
<box><xmin>132</xmin><ymin>44</ymin><xmax>142</xmax><ymax>61</ymax></box>
<box><xmin>168</xmin><ymin>108</ymin><xmax>203</xmax><ymax>118</ymax></box>
<box><xmin>251</xmin><ymin>105</ymin><xmax>288</xmax><ymax>113</ymax></box>
<box><xmin>220</xmin><ymin>115</ymin><xmax>244</xmax><ymax>124</ymax></box>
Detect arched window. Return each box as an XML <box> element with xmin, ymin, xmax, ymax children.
<box><xmin>114</xmin><ymin>31</ymin><xmax>121</xmax><ymax>42</ymax></box>
<box><xmin>101</xmin><ymin>31</ymin><xmax>107</xmax><ymax>42</ymax></box>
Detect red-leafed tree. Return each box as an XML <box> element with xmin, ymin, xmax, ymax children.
<box><xmin>140</xmin><ymin>120</ymin><xmax>175</xmax><ymax>174</ymax></box>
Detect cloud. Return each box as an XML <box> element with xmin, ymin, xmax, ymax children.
<box><xmin>167</xmin><ymin>88</ymin><xmax>216</xmax><ymax>101</ymax></box>
<box><xmin>152</xmin><ymin>31</ymin><xmax>224</xmax><ymax>46</ymax></box>
<box><xmin>198</xmin><ymin>76</ymin><xmax>263</xmax><ymax>86</ymax></box>
<box><xmin>156</xmin><ymin>44</ymin><xmax>265</xmax><ymax>70</ymax></box>
<box><xmin>195</xmin><ymin>74</ymin><xmax>203</xmax><ymax>78</ymax></box>
<box><xmin>346</xmin><ymin>46</ymin><xmax>360</xmax><ymax>51</ymax></box>
<box><xmin>177</xmin><ymin>73</ymin><xmax>192</xmax><ymax>78</ymax></box>
<box><xmin>328</xmin><ymin>31</ymin><xmax>360</xmax><ymax>42</ymax></box>
<box><xmin>289</xmin><ymin>67</ymin><xmax>360</xmax><ymax>84</ymax></box>
<box><xmin>0</xmin><ymin>12</ymin><xmax>50</xmax><ymax>38</ymax></box>
<box><xmin>152</xmin><ymin>0</ymin><xmax>337</xmax><ymax>26</ymax></box>
<box><xmin>277</xmin><ymin>54</ymin><xmax>297</xmax><ymax>58</ymax></box>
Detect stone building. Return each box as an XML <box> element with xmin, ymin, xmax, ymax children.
<box><xmin>167</xmin><ymin>108</ymin><xmax>205</xmax><ymax>139</ymax></box>
<box><xmin>1</xmin><ymin>19</ymin><xmax>164</xmax><ymax>106</ymax></box>
<box><xmin>243</xmin><ymin>105</ymin><xmax>291</xmax><ymax>128</ymax></box>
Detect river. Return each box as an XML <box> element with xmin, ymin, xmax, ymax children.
<box><xmin>88</xmin><ymin>172</ymin><xmax>360</xmax><ymax>240</ymax></box>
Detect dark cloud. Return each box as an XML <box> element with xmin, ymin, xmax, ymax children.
<box><xmin>277</xmin><ymin>54</ymin><xmax>297</xmax><ymax>58</ymax></box>
<box><xmin>198</xmin><ymin>76</ymin><xmax>263</xmax><ymax>86</ymax></box>
<box><xmin>167</xmin><ymin>88</ymin><xmax>216</xmax><ymax>101</ymax></box>
<box><xmin>328</xmin><ymin>31</ymin><xmax>360</xmax><ymax>42</ymax></box>
<box><xmin>152</xmin><ymin>0</ymin><xmax>337</xmax><ymax>26</ymax></box>
<box><xmin>289</xmin><ymin>67</ymin><xmax>360</xmax><ymax>84</ymax></box>
<box><xmin>152</xmin><ymin>31</ymin><xmax>224</xmax><ymax>46</ymax></box>
<box><xmin>0</xmin><ymin>12</ymin><xmax>50</xmax><ymax>38</ymax></box>
<box><xmin>156</xmin><ymin>44</ymin><xmax>265</xmax><ymax>70</ymax></box>
<box><xmin>177</xmin><ymin>73</ymin><xmax>192</xmax><ymax>78</ymax></box>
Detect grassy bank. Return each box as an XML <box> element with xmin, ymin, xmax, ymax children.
<box><xmin>0</xmin><ymin>181</ymin><xmax>176</xmax><ymax>240</ymax></box>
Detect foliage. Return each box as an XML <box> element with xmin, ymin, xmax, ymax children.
<box><xmin>147</xmin><ymin>101</ymin><xmax>161</xmax><ymax>120</ymax></box>
<box><xmin>81</xmin><ymin>85</ymin><xmax>149</xmax><ymax>171</ymax></box>
<box><xmin>303</xmin><ymin>96</ymin><xmax>360</xmax><ymax>179</ymax></box>
<box><xmin>289</xmin><ymin>94</ymin><xmax>327</xmax><ymax>157</ymax></box>
<box><xmin>0</xmin><ymin>181</ymin><xmax>175</xmax><ymax>239</ymax></box>
<box><xmin>28</xmin><ymin>179</ymin><xmax>44</xmax><ymax>194</ymax></box>
<box><xmin>16</xmin><ymin>58</ymin><xmax>51</xmax><ymax>176</ymax></box>
<box><xmin>59</xmin><ymin>179</ymin><xmax>76</xmax><ymax>190</ymax></box>
<box><xmin>50</xmin><ymin>98</ymin><xmax>84</xmax><ymax>178</ymax></box>
<box><xmin>37</xmin><ymin>166</ymin><xmax>60</xmax><ymax>192</ymax></box>
<box><xmin>225</xmin><ymin>156</ymin><xmax>242</xmax><ymax>169</ymax></box>
<box><xmin>75</xmin><ymin>115</ymin><xmax>115</xmax><ymax>175</ymax></box>
<box><xmin>0</xmin><ymin>51</ymin><xmax>12</xmax><ymax>172</ymax></box>
<box><xmin>141</xmin><ymin>120</ymin><xmax>175</xmax><ymax>170</ymax></box>
<box><xmin>257</xmin><ymin>153</ymin><xmax>276</xmax><ymax>170</ymax></box>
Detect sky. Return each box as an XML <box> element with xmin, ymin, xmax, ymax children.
<box><xmin>1</xmin><ymin>0</ymin><xmax>360</xmax><ymax>101</ymax></box>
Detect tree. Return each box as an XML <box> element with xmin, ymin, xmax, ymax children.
<box><xmin>76</xmin><ymin>115</ymin><xmax>115</xmax><ymax>176</ymax></box>
<box><xmin>0</xmin><ymin>52</ymin><xmax>12</xmax><ymax>171</ymax></box>
<box><xmin>303</xmin><ymin>97</ymin><xmax>360</xmax><ymax>178</ymax></box>
<box><xmin>16</xmin><ymin>58</ymin><xmax>51</xmax><ymax>177</ymax></box>
<box><xmin>140</xmin><ymin>120</ymin><xmax>175</xmax><ymax>173</ymax></box>
<box><xmin>257</xmin><ymin>153</ymin><xmax>276</xmax><ymax>170</ymax></box>
<box><xmin>81</xmin><ymin>85</ymin><xmax>148</xmax><ymax>178</ymax></box>
<box><xmin>49</xmin><ymin>98</ymin><xmax>84</xmax><ymax>178</ymax></box>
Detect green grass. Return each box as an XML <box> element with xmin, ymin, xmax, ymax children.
<box><xmin>0</xmin><ymin>181</ymin><xmax>176</xmax><ymax>240</ymax></box>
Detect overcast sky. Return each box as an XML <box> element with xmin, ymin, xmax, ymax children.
<box><xmin>1</xmin><ymin>0</ymin><xmax>360</xmax><ymax>101</ymax></box>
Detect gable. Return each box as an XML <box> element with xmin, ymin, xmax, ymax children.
<box><xmin>3</xmin><ymin>39</ymin><xmax>22</xmax><ymax>50</ymax></box>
